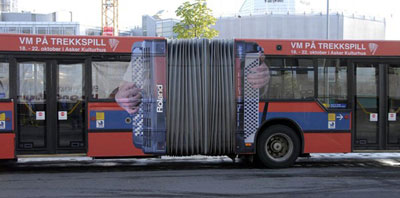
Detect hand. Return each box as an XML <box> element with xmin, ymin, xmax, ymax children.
<box><xmin>247</xmin><ymin>59</ymin><xmax>270</xmax><ymax>89</ymax></box>
<box><xmin>115</xmin><ymin>81</ymin><xmax>142</xmax><ymax>114</ymax></box>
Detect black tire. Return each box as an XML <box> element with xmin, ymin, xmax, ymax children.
<box><xmin>256</xmin><ymin>125</ymin><xmax>300</xmax><ymax>168</ymax></box>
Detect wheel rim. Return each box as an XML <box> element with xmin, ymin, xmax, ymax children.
<box><xmin>264</xmin><ymin>133</ymin><xmax>294</xmax><ymax>162</ymax></box>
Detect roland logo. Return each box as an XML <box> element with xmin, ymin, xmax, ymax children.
<box><xmin>156</xmin><ymin>85</ymin><xmax>163</xmax><ymax>113</ymax></box>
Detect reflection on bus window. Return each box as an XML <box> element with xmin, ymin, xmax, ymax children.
<box><xmin>263</xmin><ymin>58</ymin><xmax>314</xmax><ymax>100</ymax></box>
<box><xmin>17</xmin><ymin>63</ymin><xmax>46</xmax><ymax>103</ymax></box>
<box><xmin>0</xmin><ymin>63</ymin><xmax>9</xmax><ymax>99</ymax></box>
<box><xmin>388</xmin><ymin>65</ymin><xmax>400</xmax><ymax>144</ymax></box>
<box><xmin>58</xmin><ymin>64</ymin><xmax>83</xmax><ymax>102</ymax></box>
<box><xmin>317</xmin><ymin>59</ymin><xmax>348</xmax><ymax>109</ymax></box>
<box><xmin>388</xmin><ymin>66</ymin><xmax>400</xmax><ymax>108</ymax></box>
<box><xmin>91</xmin><ymin>61</ymin><xmax>129</xmax><ymax>99</ymax></box>
<box><xmin>356</xmin><ymin>66</ymin><xmax>377</xmax><ymax>103</ymax></box>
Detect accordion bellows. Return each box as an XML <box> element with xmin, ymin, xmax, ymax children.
<box><xmin>167</xmin><ymin>39</ymin><xmax>236</xmax><ymax>155</ymax></box>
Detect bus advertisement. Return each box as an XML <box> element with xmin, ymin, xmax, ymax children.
<box><xmin>0</xmin><ymin>34</ymin><xmax>400</xmax><ymax>168</ymax></box>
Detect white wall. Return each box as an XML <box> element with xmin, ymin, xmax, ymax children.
<box><xmin>343</xmin><ymin>16</ymin><xmax>385</xmax><ymax>40</ymax></box>
<box><xmin>213</xmin><ymin>13</ymin><xmax>384</xmax><ymax>40</ymax></box>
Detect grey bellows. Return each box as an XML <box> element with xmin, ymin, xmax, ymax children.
<box><xmin>167</xmin><ymin>39</ymin><xmax>236</xmax><ymax>155</ymax></box>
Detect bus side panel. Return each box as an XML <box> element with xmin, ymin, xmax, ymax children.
<box><xmin>88</xmin><ymin>132</ymin><xmax>146</xmax><ymax>157</ymax></box>
<box><xmin>87</xmin><ymin>102</ymin><xmax>147</xmax><ymax>157</ymax></box>
<box><xmin>0</xmin><ymin>102</ymin><xmax>14</xmax><ymax>159</ymax></box>
<box><xmin>304</xmin><ymin>133</ymin><xmax>351</xmax><ymax>153</ymax></box>
<box><xmin>265</xmin><ymin>101</ymin><xmax>351</xmax><ymax>153</ymax></box>
<box><xmin>0</xmin><ymin>133</ymin><xmax>14</xmax><ymax>159</ymax></box>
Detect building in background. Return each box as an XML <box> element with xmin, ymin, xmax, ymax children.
<box><xmin>142</xmin><ymin>15</ymin><xmax>156</xmax><ymax>36</ymax></box>
<box><xmin>214</xmin><ymin>0</ymin><xmax>385</xmax><ymax>40</ymax></box>
<box><xmin>239</xmin><ymin>0</ymin><xmax>320</xmax><ymax>15</ymax></box>
<box><xmin>85</xmin><ymin>27</ymin><xmax>102</xmax><ymax>36</ymax></box>
<box><xmin>156</xmin><ymin>18</ymin><xmax>179</xmax><ymax>38</ymax></box>
<box><xmin>0</xmin><ymin>12</ymin><xmax>79</xmax><ymax>35</ymax></box>
<box><xmin>0</xmin><ymin>0</ymin><xmax>79</xmax><ymax>35</ymax></box>
<box><xmin>85</xmin><ymin>26</ymin><xmax>143</xmax><ymax>36</ymax></box>
<box><xmin>0</xmin><ymin>0</ymin><xmax>18</xmax><ymax>12</ymax></box>
<box><xmin>119</xmin><ymin>26</ymin><xmax>142</xmax><ymax>36</ymax></box>
<box><xmin>213</xmin><ymin>13</ymin><xmax>385</xmax><ymax>40</ymax></box>
<box><xmin>142</xmin><ymin>14</ymin><xmax>178</xmax><ymax>38</ymax></box>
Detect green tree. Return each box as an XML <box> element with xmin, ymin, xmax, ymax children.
<box><xmin>173</xmin><ymin>0</ymin><xmax>219</xmax><ymax>39</ymax></box>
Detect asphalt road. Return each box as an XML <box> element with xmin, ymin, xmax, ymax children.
<box><xmin>1</xmin><ymin>154</ymin><xmax>400</xmax><ymax>198</ymax></box>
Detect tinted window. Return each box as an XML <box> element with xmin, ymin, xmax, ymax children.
<box><xmin>262</xmin><ymin>58</ymin><xmax>314</xmax><ymax>100</ymax></box>
<box><xmin>318</xmin><ymin>59</ymin><xmax>348</xmax><ymax>108</ymax></box>
<box><xmin>91</xmin><ymin>61</ymin><xmax>130</xmax><ymax>99</ymax></box>
<box><xmin>0</xmin><ymin>63</ymin><xmax>9</xmax><ymax>99</ymax></box>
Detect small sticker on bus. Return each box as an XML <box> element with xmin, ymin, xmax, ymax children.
<box><xmin>36</xmin><ymin>111</ymin><xmax>45</xmax><ymax>120</ymax></box>
<box><xmin>0</xmin><ymin>121</ymin><xmax>5</xmax><ymax>129</ymax></box>
<box><xmin>370</xmin><ymin>113</ymin><xmax>378</xmax><ymax>122</ymax></box>
<box><xmin>58</xmin><ymin>111</ymin><xmax>67</xmax><ymax>120</ymax></box>
<box><xmin>328</xmin><ymin>121</ymin><xmax>336</xmax><ymax>129</ymax></box>
<box><xmin>96</xmin><ymin>120</ymin><xmax>104</xmax><ymax>128</ymax></box>
<box><xmin>328</xmin><ymin>113</ymin><xmax>336</xmax><ymax>121</ymax></box>
<box><xmin>388</xmin><ymin>113</ymin><xmax>396</xmax><ymax>121</ymax></box>
<box><xmin>96</xmin><ymin>112</ymin><xmax>105</xmax><ymax>120</ymax></box>
<box><xmin>329</xmin><ymin>104</ymin><xmax>347</xmax><ymax>109</ymax></box>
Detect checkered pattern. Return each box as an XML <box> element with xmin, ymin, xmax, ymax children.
<box><xmin>131</xmin><ymin>55</ymin><xmax>144</xmax><ymax>137</ymax></box>
<box><xmin>243</xmin><ymin>56</ymin><xmax>259</xmax><ymax>143</ymax></box>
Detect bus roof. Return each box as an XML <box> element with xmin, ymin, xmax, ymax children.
<box><xmin>0</xmin><ymin>33</ymin><xmax>165</xmax><ymax>53</ymax></box>
<box><xmin>236</xmin><ymin>39</ymin><xmax>400</xmax><ymax>56</ymax></box>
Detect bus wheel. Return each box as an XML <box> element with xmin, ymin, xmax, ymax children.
<box><xmin>257</xmin><ymin>125</ymin><xmax>300</xmax><ymax>168</ymax></box>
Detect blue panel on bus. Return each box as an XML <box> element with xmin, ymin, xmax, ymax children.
<box><xmin>89</xmin><ymin>110</ymin><xmax>132</xmax><ymax>130</ymax></box>
<box><xmin>0</xmin><ymin>111</ymin><xmax>12</xmax><ymax>131</ymax></box>
<box><xmin>263</xmin><ymin>112</ymin><xmax>351</xmax><ymax>131</ymax></box>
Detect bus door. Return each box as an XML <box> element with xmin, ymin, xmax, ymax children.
<box><xmin>16</xmin><ymin>60</ymin><xmax>86</xmax><ymax>154</ymax></box>
<box><xmin>354</xmin><ymin>61</ymin><xmax>400</xmax><ymax>150</ymax></box>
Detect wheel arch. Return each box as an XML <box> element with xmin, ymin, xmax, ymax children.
<box><xmin>255</xmin><ymin>118</ymin><xmax>305</xmax><ymax>154</ymax></box>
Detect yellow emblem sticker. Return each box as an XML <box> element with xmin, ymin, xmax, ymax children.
<box><xmin>328</xmin><ymin>113</ymin><xmax>336</xmax><ymax>121</ymax></box>
<box><xmin>0</xmin><ymin>113</ymin><xmax>5</xmax><ymax>121</ymax></box>
<box><xmin>96</xmin><ymin>112</ymin><xmax>105</xmax><ymax>120</ymax></box>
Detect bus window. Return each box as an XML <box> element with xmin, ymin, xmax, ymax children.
<box><xmin>317</xmin><ymin>59</ymin><xmax>348</xmax><ymax>109</ymax></box>
<box><xmin>264</xmin><ymin>58</ymin><xmax>314</xmax><ymax>100</ymax></box>
<box><xmin>91</xmin><ymin>61</ymin><xmax>130</xmax><ymax>99</ymax></box>
<box><xmin>0</xmin><ymin>63</ymin><xmax>9</xmax><ymax>99</ymax></box>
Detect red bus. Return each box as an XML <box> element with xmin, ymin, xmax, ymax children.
<box><xmin>0</xmin><ymin>34</ymin><xmax>163</xmax><ymax>160</ymax></box>
<box><xmin>0</xmin><ymin>34</ymin><xmax>400</xmax><ymax>168</ymax></box>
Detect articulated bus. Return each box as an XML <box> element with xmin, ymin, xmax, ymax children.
<box><xmin>0</xmin><ymin>34</ymin><xmax>400</xmax><ymax>168</ymax></box>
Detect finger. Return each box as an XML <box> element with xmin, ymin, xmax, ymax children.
<box><xmin>129</xmin><ymin>87</ymin><xmax>142</xmax><ymax>97</ymax></box>
<box><xmin>251</xmin><ymin>80</ymin><xmax>269</xmax><ymax>88</ymax></box>
<box><xmin>247</xmin><ymin>76</ymin><xmax>269</xmax><ymax>84</ymax></box>
<box><xmin>117</xmin><ymin>97</ymin><xmax>141</xmax><ymax>104</ymax></box>
<box><xmin>119</xmin><ymin>82</ymin><xmax>137</xmax><ymax>91</ymax></box>
<box><xmin>130</xmin><ymin>91</ymin><xmax>142</xmax><ymax>100</ymax></box>
<box><xmin>129</xmin><ymin>98</ymin><xmax>142</xmax><ymax>107</ymax></box>
<box><xmin>129</xmin><ymin>107</ymin><xmax>140</xmax><ymax>114</ymax></box>
<box><xmin>127</xmin><ymin>104</ymin><xmax>142</xmax><ymax>114</ymax></box>
<box><xmin>118</xmin><ymin>93</ymin><xmax>142</xmax><ymax>105</ymax></box>
<box><xmin>116</xmin><ymin>96</ymin><xmax>137</xmax><ymax>103</ymax></box>
<box><xmin>248</xmin><ymin>78</ymin><xmax>267</xmax><ymax>85</ymax></box>
<box><xmin>247</xmin><ymin>71</ymin><xmax>269</xmax><ymax>79</ymax></box>
<box><xmin>119</xmin><ymin>102</ymin><xmax>140</xmax><ymax>113</ymax></box>
<box><xmin>127</xmin><ymin>108</ymin><xmax>138</xmax><ymax>115</ymax></box>
<box><xmin>250</xmin><ymin>66</ymin><xmax>269</xmax><ymax>72</ymax></box>
<box><xmin>117</xmin><ymin>87</ymin><xmax>141</xmax><ymax>99</ymax></box>
<box><xmin>251</xmin><ymin>83</ymin><xmax>266</xmax><ymax>89</ymax></box>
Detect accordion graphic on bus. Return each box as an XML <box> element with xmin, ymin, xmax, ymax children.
<box><xmin>128</xmin><ymin>39</ymin><xmax>262</xmax><ymax>156</ymax></box>
<box><xmin>130</xmin><ymin>40</ymin><xmax>167</xmax><ymax>154</ymax></box>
